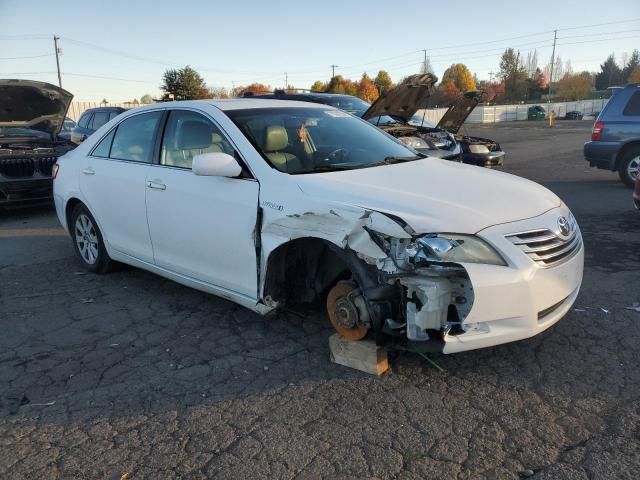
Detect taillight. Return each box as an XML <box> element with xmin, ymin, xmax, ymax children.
<box><xmin>591</xmin><ymin>121</ymin><xmax>604</xmax><ymax>141</ymax></box>
<box><xmin>52</xmin><ymin>163</ymin><xmax>59</xmax><ymax>179</ymax></box>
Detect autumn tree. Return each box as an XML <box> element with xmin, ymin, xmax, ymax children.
<box><xmin>374</xmin><ymin>70</ymin><xmax>393</xmax><ymax>94</ymax></box>
<box><xmin>160</xmin><ymin>65</ymin><xmax>208</xmax><ymax>100</ymax></box>
<box><xmin>595</xmin><ymin>54</ymin><xmax>623</xmax><ymax>90</ymax></box>
<box><xmin>140</xmin><ymin>94</ymin><xmax>153</xmax><ymax>104</ymax></box>
<box><xmin>310</xmin><ymin>80</ymin><xmax>327</xmax><ymax>92</ymax></box>
<box><xmin>357</xmin><ymin>73</ymin><xmax>379</xmax><ymax>102</ymax></box>
<box><xmin>232</xmin><ymin>83</ymin><xmax>271</xmax><ymax>97</ymax></box>
<box><xmin>477</xmin><ymin>81</ymin><xmax>505</xmax><ymax>103</ymax></box>
<box><xmin>557</xmin><ymin>72</ymin><xmax>594</xmax><ymax>100</ymax></box>
<box><xmin>527</xmin><ymin>68</ymin><xmax>547</xmax><ymax>100</ymax></box>
<box><xmin>627</xmin><ymin>65</ymin><xmax>640</xmax><ymax>83</ymax></box>
<box><xmin>441</xmin><ymin>63</ymin><xmax>476</xmax><ymax>93</ymax></box>
<box><xmin>327</xmin><ymin>75</ymin><xmax>358</xmax><ymax>96</ymax></box>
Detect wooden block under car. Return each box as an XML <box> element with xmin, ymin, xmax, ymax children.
<box><xmin>329</xmin><ymin>333</ymin><xmax>390</xmax><ymax>376</ymax></box>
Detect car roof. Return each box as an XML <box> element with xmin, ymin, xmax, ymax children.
<box><xmin>125</xmin><ymin>99</ymin><xmax>332</xmax><ymax>112</ymax></box>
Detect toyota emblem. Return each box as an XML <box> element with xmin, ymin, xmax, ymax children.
<box><xmin>557</xmin><ymin>216</ymin><xmax>570</xmax><ymax>236</ymax></box>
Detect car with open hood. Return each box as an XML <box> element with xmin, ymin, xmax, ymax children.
<box><xmin>53</xmin><ymin>98</ymin><xmax>583</xmax><ymax>354</ymax></box>
<box><xmin>247</xmin><ymin>76</ymin><xmax>504</xmax><ymax>168</ymax></box>
<box><xmin>0</xmin><ymin>79</ymin><xmax>76</xmax><ymax>204</ymax></box>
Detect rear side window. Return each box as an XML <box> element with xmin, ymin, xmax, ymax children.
<box><xmin>78</xmin><ymin>112</ymin><xmax>91</xmax><ymax>128</ymax></box>
<box><xmin>623</xmin><ymin>91</ymin><xmax>640</xmax><ymax>116</ymax></box>
<box><xmin>91</xmin><ymin>130</ymin><xmax>115</xmax><ymax>158</ymax></box>
<box><xmin>91</xmin><ymin>111</ymin><xmax>110</xmax><ymax>130</ymax></box>
<box><xmin>109</xmin><ymin>112</ymin><xmax>162</xmax><ymax>163</ymax></box>
<box><xmin>109</xmin><ymin>111</ymin><xmax>121</xmax><ymax>121</ymax></box>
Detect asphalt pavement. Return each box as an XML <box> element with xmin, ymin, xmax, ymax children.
<box><xmin>1</xmin><ymin>120</ymin><xmax>639</xmax><ymax>479</ymax></box>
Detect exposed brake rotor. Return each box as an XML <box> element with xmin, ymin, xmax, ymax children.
<box><xmin>326</xmin><ymin>281</ymin><xmax>370</xmax><ymax>341</ymax></box>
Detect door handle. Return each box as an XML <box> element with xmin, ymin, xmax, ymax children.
<box><xmin>147</xmin><ymin>180</ymin><xmax>166</xmax><ymax>190</ymax></box>
<box><xmin>81</xmin><ymin>167</ymin><xmax>95</xmax><ymax>175</ymax></box>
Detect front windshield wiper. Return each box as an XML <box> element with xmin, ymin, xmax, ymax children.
<box><xmin>366</xmin><ymin>155</ymin><xmax>424</xmax><ymax>168</ymax></box>
<box><xmin>289</xmin><ymin>164</ymin><xmax>356</xmax><ymax>175</ymax></box>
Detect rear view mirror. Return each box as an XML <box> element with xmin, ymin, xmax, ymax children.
<box><xmin>192</xmin><ymin>152</ymin><xmax>242</xmax><ymax>177</ymax></box>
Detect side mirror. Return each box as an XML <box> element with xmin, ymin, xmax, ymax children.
<box><xmin>192</xmin><ymin>152</ymin><xmax>242</xmax><ymax>177</ymax></box>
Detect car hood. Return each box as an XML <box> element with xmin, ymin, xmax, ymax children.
<box><xmin>436</xmin><ymin>90</ymin><xmax>481</xmax><ymax>134</ymax></box>
<box><xmin>0</xmin><ymin>79</ymin><xmax>73</xmax><ymax>137</ymax></box>
<box><xmin>361</xmin><ymin>73</ymin><xmax>437</xmax><ymax>123</ymax></box>
<box><xmin>295</xmin><ymin>159</ymin><xmax>561</xmax><ymax>234</ymax></box>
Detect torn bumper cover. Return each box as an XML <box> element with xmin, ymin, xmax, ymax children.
<box><xmin>366</xmin><ymin>208</ymin><xmax>584</xmax><ymax>354</ymax></box>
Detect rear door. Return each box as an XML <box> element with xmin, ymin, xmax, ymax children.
<box><xmin>145</xmin><ymin>108</ymin><xmax>259</xmax><ymax>297</ymax></box>
<box><xmin>78</xmin><ymin>110</ymin><xmax>164</xmax><ymax>263</ymax></box>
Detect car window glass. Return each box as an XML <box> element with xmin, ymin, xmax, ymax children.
<box><xmin>91</xmin><ymin>130</ymin><xmax>115</xmax><ymax>158</ymax></box>
<box><xmin>78</xmin><ymin>113</ymin><xmax>91</xmax><ymax>128</ymax></box>
<box><xmin>91</xmin><ymin>112</ymin><xmax>110</xmax><ymax>130</ymax></box>
<box><xmin>160</xmin><ymin>110</ymin><xmax>235</xmax><ymax>169</ymax></box>
<box><xmin>623</xmin><ymin>91</ymin><xmax>640</xmax><ymax>116</ymax></box>
<box><xmin>109</xmin><ymin>112</ymin><xmax>162</xmax><ymax>163</ymax></box>
<box><xmin>108</xmin><ymin>111</ymin><xmax>121</xmax><ymax>121</ymax></box>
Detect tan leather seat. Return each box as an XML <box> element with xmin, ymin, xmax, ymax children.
<box><xmin>167</xmin><ymin>121</ymin><xmax>224</xmax><ymax>168</ymax></box>
<box><xmin>263</xmin><ymin>125</ymin><xmax>301</xmax><ymax>172</ymax></box>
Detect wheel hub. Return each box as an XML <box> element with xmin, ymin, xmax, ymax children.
<box><xmin>326</xmin><ymin>281</ymin><xmax>370</xmax><ymax>340</ymax></box>
<box><xmin>334</xmin><ymin>297</ymin><xmax>358</xmax><ymax>329</ymax></box>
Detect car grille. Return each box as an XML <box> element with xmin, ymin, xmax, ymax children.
<box><xmin>0</xmin><ymin>156</ymin><xmax>58</xmax><ymax>178</ymax></box>
<box><xmin>505</xmin><ymin>219</ymin><xmax>581</xmax><ymax>268</ymax></box>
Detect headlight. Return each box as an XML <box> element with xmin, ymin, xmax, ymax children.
<box><xmin>468</xmin><ymin>144</ymin><xmax>489</xmax><ymax>154</ymax></box>
<box><xmin>411</xmin><ymin>234</ymin><xmax>506</xmax><ymax>266</ymax></box>
<box><xmin>398</xmin><ymin>136</ymin><xmax>429</xmax><ymax>149</ymax></box>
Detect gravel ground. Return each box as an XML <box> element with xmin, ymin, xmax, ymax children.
<box><xmin>1</xmin><ymin>120</ymin><xmax>639</xmax><ymax>479</ymax></box>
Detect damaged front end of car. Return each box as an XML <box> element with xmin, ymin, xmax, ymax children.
<box><xmin>259</xmin><ymin>205</ymin><xmax>505</xmax><ymax>352</ymax></box>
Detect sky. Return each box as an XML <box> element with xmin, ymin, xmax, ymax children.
<box><xmin>1</xmin><ymin>0</ymin><xmax>639</xmax><ymax>102</ymax></box>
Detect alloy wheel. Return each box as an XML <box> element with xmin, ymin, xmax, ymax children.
<box><xmin>628</xmin><ymin>155</ymin><xmax>640</xmax><ymax>181</ymax></box>
<box><xmin>75</xmin><ymin>214</ymin><xmax>99</xmax><ymax>265</ymax></box>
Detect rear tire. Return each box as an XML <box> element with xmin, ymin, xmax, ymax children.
<box><xmin>618</xmin><ymin>149</ymin><xmax>640</xmax><ymax>188</ymax></box>
<box><xmin>70</xmin><ymin>203</ymin><xmax>114</xmax><ymax>273</ymax></box>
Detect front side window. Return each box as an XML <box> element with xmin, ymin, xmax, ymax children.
<box><xmin>109</xmin><ymin>112</ymin><xmax>162</xmax><ymax>163</ymax></box>
<box><xmin>227</xmin><ymin>107</ymin><xmax>419</xmax><ymax>174</ymax></box>
<box><xmin>91</xmin><ymin>111</ymin><xmax>110</xmax><ymax>130</ymax></box>
<box><xmin>160</xmin><ymin>110</ymin><xmax>235</xmax><ymax>169</ymax></box>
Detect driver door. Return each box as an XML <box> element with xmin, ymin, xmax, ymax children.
<box><xmin>145</xmin><ymin>109</ymin><xmax>259</xmax><ymax>298</ymax></box>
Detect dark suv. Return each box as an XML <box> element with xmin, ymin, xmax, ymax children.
<box><xmin>71</xmin><ymin>107</ymin><xmax>126</xmax><ymax>144</ymax></box>
<box><xmin>584</xmin><ymin>83</ymin><xmax>640</xmax><ymax>188</ymax></box>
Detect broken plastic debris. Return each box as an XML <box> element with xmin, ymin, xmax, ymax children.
<box><xmin>600</xmin><ymin>308</ymin><xmax>609</xmax><ymax>314</ymax></box>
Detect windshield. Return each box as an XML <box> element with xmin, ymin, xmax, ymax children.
<box><xmin>0</xmin><ymin>127</ymin><xmax>50</xmax><ymax>138</ymax></box>
<box><xmin>320</xmin><ymin>96</ymin><xmax>371</xmax><ymax>116</ymax></box>
<box><xmin>407</xmin><ymin>113</ymin><xmax>437</xmax><ymax>128</ymax></box>
<box><xmin>227</xmin><ymin>107</ymin><xmax>421</xmax><ymax>174</ymax></box>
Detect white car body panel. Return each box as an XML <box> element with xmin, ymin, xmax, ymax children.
<box><xmin>53</xmin><ymin>99</ymin><xmax>585</xmax><ymax>355</ymax></box>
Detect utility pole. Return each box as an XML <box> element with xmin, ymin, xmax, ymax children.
<box><xmin>422</xmin><ymin>49</ymin><xmax>427</xmax><ymax>74</ymax></box>
<box><xmin>285</xmin><ymin>72</ymin><xmax>288</xmax><ymax>89</ymax></box>
<box><xmin>330</xmin><ymin>64</ymin><xmax>338</xmax><ymax>79</ymax></box>
<box><xmin>53</xmin><ymin>35</ymin><xmax>62</xmax><ymax>87</ymax></box>
<box><xmin>489</xmin><ymin>71</ymin><xmax>494</xmax><ymax>83</ymax></box>
<box><xmin>548</xmin><ymin>29</ymin><xmax>557</xmax><ymax>96</ymax></box>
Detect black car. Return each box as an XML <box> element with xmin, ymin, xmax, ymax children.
<box><xmin>564</xmin><ymin>111</ymin><xmax>584</xmax><ymax>120</ymax></box>
<box><xmin>248</xmin><ymin>77</ymin><xmax>505</xmax><ymax>168</ymax></box>
<box><xmin>71</xmin><ymin>106</ymin><xmax>126</xmax><ymax>144</ymax></box>
<box><xmin>0</xmin><ymin>79</ymin><xmax>76</xmax><ymax>204</ymax></box>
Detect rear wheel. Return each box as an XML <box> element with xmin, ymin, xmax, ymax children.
<box><xmin>618</xmin><ymin>149</ymin><xmax>640</xmax><ymax>188</ymax></box>
<box><xmin>70</xmin><ymin>203</ymin><xmax>114</xmax><ymax>273</ymax></box>
<box><xmin>326</xmin><ymin>280</ymin><xmax>370</xmax><ymax>340</ymax></box>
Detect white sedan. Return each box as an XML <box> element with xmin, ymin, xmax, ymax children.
<box><xmin>53</xmin><ymin>97</ymin><xmax>583</xmax><ymax>354</ymax></box>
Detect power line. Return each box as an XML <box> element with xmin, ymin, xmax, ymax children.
<box><xmin>558</xmin><ymin>17</ymin><xmax>640</xmax><ymax>31</ymax></box>
<box><xmin>557</xmin><ymin>28</ymin><xmax>640</xmax><ymax>40</ymax></box>
<box><xmin>0</xmin><ymin>53</ymin><xmax>54</xmax><ymax>60</ymax></box>
<box><xmin>557</xmin><ymin>34</ymin><xmax>640</xmax><ymax>46</ymax></box>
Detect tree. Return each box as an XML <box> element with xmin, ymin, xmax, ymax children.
<box><xmin>232</xmin><ymin>83</ymin><xmax>271</xmax><ymax>97</ymax></box>
<box><xmin>525</xmin><ymin>50</ymin><xmax>538</xmax><ymax>77</ymax></box>
<box><xmin>440</xmin><ymin>79</ymin><xmax>462</xmax><ymax>103</ymax></box>
<box><xmin>499</xmin><ymin>48</ymin><xmax>528</xmax><ymax>101</ymax></box>
<box><xmin>160</xmin><ymin>65</ymin><xmax>208</xmax><ymax>100</ymax></box>
<box><xmin>628</xmin><ymin>65</ymin><xmax>640</xmax><ymax>83</ymax></box>
<box><xmin>208</xmin><ymin>86</ymin><xmax>229</xmax><ymax>99</ymax></box>
<box><xmin>140</xmin><ymin>94</ymin><xmax>153</xmax><ymax>104</ymax></box>
<box><xmin>374</xmin><ymin>70</ymin><xmax>393</xmax><ymax>94</ymax></box>
<box><xmin>326</xmin><ymin>75</ymin><xmax>358</xmax><ymax>96</ymax></box>
<box><xmin>356</xmin><ymin>73</ymin><xmax>379</xmax><ymax>102</ymax></box>
<box><xmin>441</xmin><ymin>63</ymin><xmax>476</xmax><ymax>92</ymax></box>
<box><xmin>477</xmin><ymin>80</ymin><xmax>505</xmax><ymax>103</ymax></box>
<box><xmin>557</xmin><ymin>72</ymin><xmax>594</xmax><ymax>100</ymax></box>
<box><xmin>526</xmin><ymin>68</ymin><xmax>547</xmax><ymax>100</ymax></box>
<box><xmin>310</xmin><ymin>80</ymin><xmax>327</xmax><ymax>92</ymax></box>
<box><xmin>595</xmin><ymin>54</ymin><xmax>623</xmax><ymax>90</ymax></box>
<box><xmin>623</xmin><ymin>50</ymin><xmax>640</xmax><ymax>82</ymax></box>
